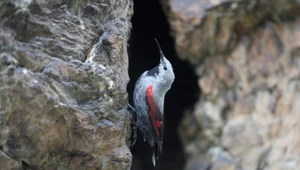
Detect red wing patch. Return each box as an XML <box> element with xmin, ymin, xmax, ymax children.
<box><xmin>146</xmin><ymin>85</ymin><xmax>164</xmax><ymax>155</ymax></box>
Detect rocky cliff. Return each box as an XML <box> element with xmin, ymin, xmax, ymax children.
<box><xmin>162</xmin><ymin>0</ymin><xmax>300</xmax><ymax>170</ymax></box>
<box><xmin>0</xmin><ymin>0</ymin><xmax>133</xmax><ymax>169</ymax></box>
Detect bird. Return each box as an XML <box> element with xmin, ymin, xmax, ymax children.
<box><xmin>129</xmin><ymin>38</ymin><xmax>175</xmax><ymax>166</ymax></box>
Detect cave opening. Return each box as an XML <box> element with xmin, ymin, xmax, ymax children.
<box><xmin>127</xmin><ymin>0</ymin><xmax>199</xmax><ymax>170</ymax></box>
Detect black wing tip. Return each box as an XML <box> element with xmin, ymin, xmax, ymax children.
<box><xmin>154</xmin><ymin>140</ymin><xmax>163</xmax><ymax>157</ymax></box>
<box><xmin>157</xmin><ymin>140</ymin><xmax>163</xmax><ymax>155</ymax></box>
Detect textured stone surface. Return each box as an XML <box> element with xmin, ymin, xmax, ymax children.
<box><xmin>0</xmin><ymin>0</ymin><xmax>133</xmax><ymax>169</ymax></box>
<box><xmin>163</xmin><ymin>0</ymin><xmax>300</xmax><ymax>169</ymax></box>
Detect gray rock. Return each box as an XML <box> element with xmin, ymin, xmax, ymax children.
<box><xmin>162</xmin><ymin>0</ymin><xmax>300</xmax><ymax>169</ymax></box>
<box><xmin>0</xmin><ymin>0</ymin><xmax>133</xmax><ymax>169</ymax></box>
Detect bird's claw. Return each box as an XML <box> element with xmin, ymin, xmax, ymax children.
<box><xmin>127</xmin><ymin>104</ymin><xmax>136</xmax><ymax>113</ymax></box>
<box><xmin>128</xmin><ymin>103</ymin><xmax>138</xmax><ymax>146</ymax></box>
<box><xmin>131</xmin><ymin>125</ymin><xmax>138</xmax><ymax>146</ymax></box>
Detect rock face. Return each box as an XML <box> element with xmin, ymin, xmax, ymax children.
<box><xmin>162</xmin><ymin>0</ymin><xmax>300</xmax><ymax>170</ymax></box>
<box><xmin>0</xmin><ymin>0</ymin><xmax>133</xmax><ymax>169</ymax></box>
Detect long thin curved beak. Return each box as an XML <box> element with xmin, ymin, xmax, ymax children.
<box><xmin>154</xmin><ymin>38</ymin><xmax>165</xmax><ymax>61</ymax></box>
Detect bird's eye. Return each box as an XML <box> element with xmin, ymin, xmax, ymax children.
<box><xmin>163</xmin><ymin>66</ymin><xmax>167</xmax><ymax>70</ymax></box>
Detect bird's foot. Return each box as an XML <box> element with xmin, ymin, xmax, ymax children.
<box><xmin>127</xmin><ymin>104</ymin><xmax>136</xmax><ymax>113</ymax></box>
<box><xmin>127</xmin><ymin>104</ymin><xmax>138</xmax><ymax>146</ymax></box>
<box><xmin>131</xmin><ymin>124</ymin><xmax>138</xmax><ymax>146</ymax></box>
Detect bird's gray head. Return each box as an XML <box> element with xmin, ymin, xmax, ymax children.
<box><xmin>148</xmin><ymin>39</ymin><xmax>175</xmax><ymax>91</ymax></box>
